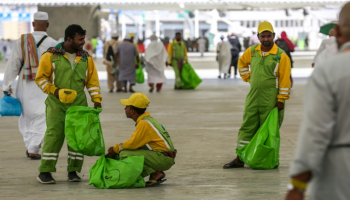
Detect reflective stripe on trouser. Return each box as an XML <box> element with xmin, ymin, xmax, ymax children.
<box><xmin>119</xmin><ymin>149</ymin><xmax>175</xmax><ymax>177</ymax></box>
<box><xmin>236</xmin><ymin>88</ymin><xmax>284</xmax><ymax>151</ymax></box>
<box><xmin>172</xmin><ymin>61</ymin><xmax>183</xmax><ymax>87</ymax></box>
<box><xmin>38</xmin><ymin>95</ymin><xmax>86</xmax><ymax>173</ymax></box>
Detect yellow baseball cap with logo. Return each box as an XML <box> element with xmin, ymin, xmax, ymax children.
<box><xmin>258</xmin><ymin>21</ymin><xmax>274</xmax><ymax>34</ymax></box>
<box><xmin>59</xmin><ymin>89</ymin><xmax>77</xmax><ymax>104</ymax></box>
<box><xmin>129</xmin><ymin>33</ymin><xmax>134</xmax><ymax>37</ymax></box>
<box><xmin>120</xmin><ymin>93</ymin><xmax>150</xmax><ymax>109</ymax></box>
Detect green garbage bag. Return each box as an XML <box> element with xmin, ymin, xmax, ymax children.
<box><xmin>136</xmin><ymin>63</ymin><xmax>145</xmax><ymax>84</ymax></box>
<box><xmin>89</xmin><ymin>155</ymin><xmax>146</xmax><ymax>189</ymax></box>
<box><xmin>236</xmin><ymin>108</ymin><xmax>280</xmax><ymax>169</ymax></box>
<box><xmin>65</xmin><ymin>106</ymin><xmax>105</xmax><ymax>156</ymax></box>
<box><xmin>181</xmin><ymin>63</ymin><xmax>202</xmax><ymax>89</ymax></box>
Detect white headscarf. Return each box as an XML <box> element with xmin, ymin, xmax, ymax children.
<box><xmin>144</xmin><ymin>35</ymin><xmax>167</xmax><ymax>71</ymax></box>
<box><xmin>150</xmin><ymin>35</ymin><xmax>158</xmax><ymax>41</ymax></box>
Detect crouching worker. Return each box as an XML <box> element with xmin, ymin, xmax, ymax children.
<box><xmin>106</xmin><ymin>93</ymin><xmax>176</xmax><ymax>187</ymax></box>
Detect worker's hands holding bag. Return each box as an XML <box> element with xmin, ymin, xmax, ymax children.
<box><xmin>105</xmin><ymin>147</ymin><xmax>118</xmax><ymax>158</ymax></box>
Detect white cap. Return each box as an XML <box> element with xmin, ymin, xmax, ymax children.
<box><xmin>124</xmin><ymin>34</ymin><xmax>131</xmax><ymax>40</ymax></box>
<box><xmin>111</xmin><ymin>32</ymin><xmax>118</xmax><ymax>37</ymax></box>
<box><xmin>34</xmin><ymin>12</ymin><xmax>48</xmax><ymax>20</ymax></box>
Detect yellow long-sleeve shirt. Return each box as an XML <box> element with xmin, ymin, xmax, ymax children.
<box><xmin>238</xmin><ymin>43</ymin><xmax>291</xmax><ymax>102</ymax></box>
<box><xmin>167</xmin><ymin>40</ymin><xmax>188</xmax><ymax>64</ymax></box>
<box><xmin>35</xmin><ymin>51</ymin><xmax>102</xmax><ymax>103</ymax></box>
<box><xmin>113</xmin><ymin>112</ymin><xmax>171</xmax><ymax>153</ymax></box>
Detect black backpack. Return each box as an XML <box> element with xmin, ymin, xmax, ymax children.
<box><xmin>106</xmin><ymin>45</ymin><xmax>114</xmax><ymax>61</ymax></box>
<box><xmin>275</xmin><ymin>39</ymin><xmax>290</xmax><ymax>54</ymax></box>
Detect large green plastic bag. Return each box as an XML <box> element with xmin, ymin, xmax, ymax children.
<box><xmin>89</xmin><ymin>155</ymin><xmax>146</xmax><ymax>189</ymax></box>
<box><xmin>237</xmin><ymin>108</ymin><xmax>280</xmax><ymax>169</ymax></box>
<box><xmin>181</xmin><ymin>63</ymin><xmax>202</xmax><ymax>89</ymax></box>
<box><xmin>0</xmin><ymin>95</ymin><xmax>22</xmax><ymax>116</ymax></box>
<box><xmin>65</xmin><ymin>106</ymin><xmax>105</xmax><ymax>156</ymax></box>
<box><xmin>136</xmin><ymin>64</ymin><xmax>145</xmax><ymax>84</ymax></box>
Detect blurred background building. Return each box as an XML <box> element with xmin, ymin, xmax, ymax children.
<box><xmin>0</xmin><ymin>0</ymin><xmax>344</xmax><ymax>52</ymax></box>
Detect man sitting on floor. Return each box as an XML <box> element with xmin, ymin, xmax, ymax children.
<box><xmin>106</xmin><ymin>93</ymin><xmax>176</xmax><ymax>187</ymax></box>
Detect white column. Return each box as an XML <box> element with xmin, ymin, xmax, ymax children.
<box><xmin>121</xmin><ymin>13</ymin><xmax>126</xmax><ymax>39</ymax></box>
<box><xmin>194</xmin><ymin>9</ymin><xmax>199</xmax><ymax>38</ymax></box>
<box><xmin>138</xmin><ymin>15</ymin><xmax>143</xmax><ymax>40</ymax></box>
<box><xmin>155</xmin><ymin>10</ymin><xmax>160</xmax><ymax>37</ymax></box>
<box><xmin>145</xmin><ymin>21</ymin><xmax>152</xmax><ymax>38</ymax></box>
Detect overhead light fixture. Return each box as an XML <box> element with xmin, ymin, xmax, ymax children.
<box><xmin>179</xmin><ymin>3</ymin><xmax>185</xmax><ymax>8</ymax></box>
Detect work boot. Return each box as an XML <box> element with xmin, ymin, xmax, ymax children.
<box><xmin>68</xmin><ymin>171</ymin><xmax>82</xmax><ymax>182</ymax></box>
<box><xmin>37</xmin><ymin>172</ymin><xmax>56</xmax><ymax>184</ymax></box>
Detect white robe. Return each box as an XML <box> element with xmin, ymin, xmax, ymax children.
<box><xmin>2</xmin><ymin>31</ymin><xmax>57</xmax><ymax>154</ymax></box>
<box><xmin>289</xmin><ymin>42</ymin><xmax>350</xmax><ymax>200</ymax></box>
<box><xmin>197</xmin><ymin>38</ymin><xmax>206</xmax><ymax>54</ymax></box>
<box><xmin>314</xmin><ymin>37</ymin><xmax>338</xmax><ymax>66</ymax></box>
<box><xmin>217</xmin><ymin>41</ymin><xmax>232</xmax><ymax>74</ymax></box>
<box><xmin>144</xmin><ymin>41</ymin><xmax>168</xmax><ymax>84</ymax></box>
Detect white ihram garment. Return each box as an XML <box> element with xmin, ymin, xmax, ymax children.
<box><xmin>2</xmin><ymin>31</ymin><xmax>57</xmax><ymax>154</ymax></box>
<box><xmin>144</xmin><ymin>38</ymin><xmax>168</xmax><ymax>84</ymax></box>
<box><xmin>217</xmin><ymin>41</ymin><xmax>232</xmax><ymax>74</ymax></box>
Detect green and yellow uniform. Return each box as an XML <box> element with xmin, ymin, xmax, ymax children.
<box><xmin>168</xmin><ymin>40</ymin><xmax>188</xmax><ymax>88</ymax></box>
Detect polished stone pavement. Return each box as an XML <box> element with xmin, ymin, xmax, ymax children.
<box><xmin>0</xmin><ymin>74</ymin><xmax>308</xmax><ymax>200</ymax></box>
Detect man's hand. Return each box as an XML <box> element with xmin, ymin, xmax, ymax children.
<box><xmin>94</xmin><ymin>102</ymin><xmax>102</xmax><ymax>109</ymax></box>
<box><xmin>275</xmin><ymin>101</ymin><xmax>284</xmax><ymax>111</ymax></box>
<box><xmin>3</xmin><ymin>91</ymin><xmax>11</xmax><ymax>96</ymax></box>
<box><xmin>285</xmin><ymin>189</ymin><xmax>304</xmax><ymax>200</ymax></box>
<box><xmin>54</xmin><ymin>88</ymin><xmax>60</xmax><ymax>99</ymax></box>
<box><xmin>312</xmin><ymin>63</ymin><xmax>315</xmax><ymax>68</ymax></box>
<box><xmin>135</xmin><ymin>64</ymin><xmax>139</xmax><ymax>69</ymax></box>
<box><xmin>105</xmin><ymin>147</ymin><xmax>117</xmax><ymax>158</ymax></box>
<box><xmin>165</xmin><ymin>62</ymin><xmax>169</xmax><ymax>67</ymax></box>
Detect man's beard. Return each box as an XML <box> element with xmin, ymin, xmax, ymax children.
<box><xmin>262</xmin><ymin>41</ymin><xmax>271</xmax><ymax>47</ymax></box>
<box><xmin>70</xmin><ymin>41</ymin><xmax>81</xmax><ymax>52</ymax></box>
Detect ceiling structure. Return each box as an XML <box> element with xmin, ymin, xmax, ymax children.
<box><xmin>0</xmin><ymin>0</ymin><xmax>347</xmax><ymax>10</ymax></box>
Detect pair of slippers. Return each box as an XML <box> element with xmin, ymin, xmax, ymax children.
<box><xmin>26</xmin><ymin>150</ymin><xmax>41</xmax><ymax>160</ymax></box>
<box><xmin>146</xmin><ymin>172</ymin><xmax>166</xmax><ymax>187</ymax></box>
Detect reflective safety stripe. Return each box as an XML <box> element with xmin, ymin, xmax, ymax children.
<box><xmin>237</xmin><ymin>144</ymin><xmax>245</xmax><ymax>147</ymax></box>
<box><xmin>237</xmin><ymin>140</ymin><xmax>250</xmax><ymax>144</ymax></box>
<box><xmin>42</xmin><ymin>153</ymin><xmax>58</xmax><ymax>156</ymax></box>
<box><xmin>144</xmin><ymin>120</ymin><xmax>171</xmax><ymax>149</ymax></box>
<box><xmin>274</xmin><ymin>63</ymin><xmax>279</xmax><ymax>88</ymax></box>
<box><xmin>68</xmin><ymin>156</ymin><xmax>83</xmax><ymax>160</ymax></box>
<box><xmin>279</xmin><ymin>88</ymin><xmax>290</xmax><ymax>91</ymax></box>
<box><xmin>90</xmin><ymin>92</ymin><xmax>100</xmax><ymax>96</ymax></box>
<box><xmin>279</xmin><ymin>92</ymin><xmax>290</xmax><ymax>95</ymax></box>
<box><xmin>52</xmin><ymin>63</ymin><xmax>56</xmax><ymax>70</ymax></box>
<box><xmin>38</xmin><ymin>80</ymin><xmax>47</xmax><ymax>86</ymax></box>
<box><xmin>240</xmin><ymin>71</ymin><xmax>250</xmax><ymax>75</ymax></box>
<box><xmin>239</xmin><ymin>68</ymin><xmax>249</xmax><ymax>72</ymax></box>
<box><xmin>68</xmin><ymin>151</ymin><xmax>83</xmax><ymax>156</ymax></box>
<box><xmin>88</xmin><ymin>87</ymin><xmax>100</xmax><ymax>91</ymax></box>
<box><xmin>42</xmin><ymin>157</ymin><xmax>57</xmax><ymax>160</ymax></box>
<box><xmin>146</xmin><ymin>144</ymin><xmax>153</xmax><ymax>151</ymax></box>
<box><xmin>119</xmin><ymin>143</ymin><xmax>124</xmax><ymax>151</ymax></box>
<box><xmin>41</xmin><ymin>82</ymin><xmax>49</xmax><ymax>90</ymax></box>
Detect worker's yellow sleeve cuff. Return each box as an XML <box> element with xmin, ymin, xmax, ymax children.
<box><xmin>49</xmin><ymin>85</ymin><xmax>57</xmax><ymax>95</ymax></box>
<box><xmin>247</xmin><ymin>78</ymin><xmax>250</xmax><ymax>83</ymax></box>
<box><xmin>113</xmin><ymin>144</ymin><xmax>120</xmax><ymax>154</ymax></box>
<box><xmin>278</xmin><ymin>99</ymin><xmax>285</xmax><ymax>103</ymax></box>
<box><xmin>92</xmin><ymin>97</ymin><xmax>101</xmax><ymax>103</ymax></box>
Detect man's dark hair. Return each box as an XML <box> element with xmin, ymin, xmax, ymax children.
<box><xmin>64</xmin><ymin>24</ymin><xmax>86</xmax><ymax>41</ymax></box>
<box><xmin>130</xmin><ymin>105</ymin><xmax>146</xmax><ymax>115</ymax></box>
<box><xmin>175</xmin><ymin>32</ymin><xmax>181</xmax><ymax>35</ymax></box>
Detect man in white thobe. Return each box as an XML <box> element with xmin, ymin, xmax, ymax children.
<box><xmin>197</xmin><ymin>37</ymin><xmax>206</xmax><ymax>57</ymax></box>
<box><xmin>216</xmin><ymin>36</ymin><xmax>232</xmax><ymax>79</ymax></box>
<box><xmin>144</xmin><ymin>35</ymin><xmax>168</xmax><ymax>92</ymax></box>
<box><xmin>312</xmin><ymin>29</ymin><xmax>337</xmax><ymax>67</ymax></box>
<box><xmin>2</xmin><ymin>12</ymin><xmax>57</xmax><ymax>159</ymax></box>
<box><xmin>285</xmin><ymin>3</ymin><xmax>350</xmax><ymax>200</ymax></box>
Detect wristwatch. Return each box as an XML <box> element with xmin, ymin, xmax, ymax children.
<box><xmin>287</xmin><ymin>183</ymin><xmax>305</xmax><ymax>193</ymax></box>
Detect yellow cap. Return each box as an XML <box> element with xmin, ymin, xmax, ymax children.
<box><xmin>120</xmin><ymin>93</ymin><xmax>150</xmax><ymax>109</ymax></box>
<box><xmin>129</xmin><ymin>33</ymin><xmax>134</xmax><ymax>37</ymax></box>
<box><xmin>258</xmin><ymin>21</ymin><xmax>274</xmax><ymax>34</ymax></box>
<box><xmin>59</xmin><ymin>89</ymin><xmax>77</xmax><ymax>104</ymax></box>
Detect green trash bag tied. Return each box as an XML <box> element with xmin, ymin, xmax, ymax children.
<box><xmin>65</xmin><ymin>106</ymin><xmax>105</xmax><ymax>156</ymax></box>
<box><xmin>136</xmin><ymin>61</ymin><xmax>145</xmax><ymax>84</ymax></box>
<box><xmin>181</xmin><ymin>63</ymin><xmax>202</xmax><ymax>89</ymax></box>
<box><xmin>236</xmin><ymin>108</ymin><xmax>280</xmax><ymax>169</ymax></box>
<box><xmin>89</xmin><ymin>155</ymin><xmax>146</xmax><ymax>189</ymax></box>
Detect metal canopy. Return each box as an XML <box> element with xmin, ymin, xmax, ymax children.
<box><xmin>0</xmin><ymin>0</ymin><xmax>347</xmax><ymax>10</ymax></box>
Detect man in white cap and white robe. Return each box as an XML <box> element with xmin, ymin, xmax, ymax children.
<box><xmin>144</xmin><ymin>35</ymin><xmax>168</xmax><ymax>92</ymax></box>
<box><xmin>2</xmin><ymin>11</ymin><xmax>57</xmax><ymax>159</ymax></box>
<box><xmin>114</xmin><ymin>34</ymin><xmax>140</xmax><ymax>93</ymax></box>
<box><xmin>103</xmin><ymin>32</ymin><xmax>122</xmax><ymax>92</ymax></box>
<box><xmin>216</xmin><ymin>35</ymin><xmax>232</xmax><ymax>79</ymax></box>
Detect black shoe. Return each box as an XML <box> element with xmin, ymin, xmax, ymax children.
<box><xmin>174</xmin><ymin>86</ymin><xmax>183</xmax><ymax>90</ymax></box>
<box><xmin>68</xmin><ymin>171</ymin><xmax>82</xmax><ymax>182</ymax></box>
<box><xmin>26</xmin><ymin>150</ymin><xmax>29</xmax><ymax>158</ymax></box>
<box><xmin>116</xmin><ymin>89</ymin><xmax>123</xmax><ymax>93</ymax></box>
<box><xmin>37</xmin><ymin>172</ymin><xmax>56</xmax><ymax>184</ymax></box>
<box><xmin>109</xmin><ymin>89</ymin><xmax>113</xmax><ymax>93</ymax></box>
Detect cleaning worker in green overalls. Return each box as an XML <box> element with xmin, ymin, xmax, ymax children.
<box><xmin>223</xmin><ymin>21</ymin><xmax>291</xmax><ymax>169</ymax></box>
<box><xmin>35</xmin><ymin>24</ymin><xmax>102</xmax><ymax>183</ymax></box>
<box><xmin>167</xmin><ymin>32</ymin><xmax>188</xmax><ymax>90</ymax></box>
